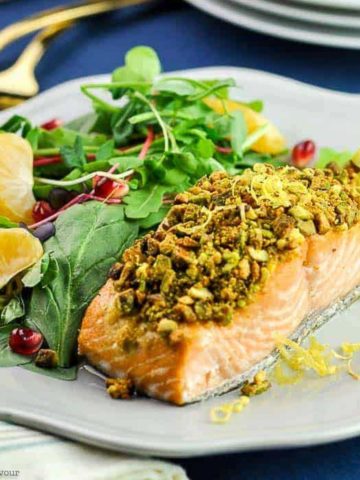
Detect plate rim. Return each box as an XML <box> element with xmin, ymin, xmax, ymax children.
<box><xmin>229</xmin><ymin>0</ymin><xmax>360</xmax><ymax>28</ymax></box>
<box><xmin>185</xmin><ymin>0</ymin><xmax>360</xmax><ymax>49</ymax></box>
<box><xmin>290</xmin><ymin>0</ymin><xmax>360</xmax><ymax>9</ymax></box>
<box><xmin>1</xmin><ymin>66</ymin><xmax>359</xmax><ymax>124</ymax></box>
<box><xmin>1</xmin><ymin>67</ymin><xmax>360</xmax><ymax>458</ymax></box>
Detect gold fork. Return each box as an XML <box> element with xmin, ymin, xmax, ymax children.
<box><xmin>0</xmin><ymin>0</ymin><xmax>151</xmax><ymax>52</ymax></box>
<box><xmin>0</xmin><ymin>22</ymin><xmax>73</xmax><ymax>105</ymax></box>
<box><xmin>0</xmin><ymin>0</ymin><xmax>151</xmax><ymax>109</ymax></box>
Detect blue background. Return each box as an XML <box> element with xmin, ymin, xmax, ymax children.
<box><xmin>1</xmin><ymin>1</ymin><xmax>360</xmax><ymax>478</ymax></box>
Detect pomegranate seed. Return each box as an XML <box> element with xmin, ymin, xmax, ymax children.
<box><xmin>32</xmin><ymin>201</ymin><xmax>55</xmax><ymax>223</ymax></box>
<box><xmin>292</xmin><ymin>140</ymin><xmax>316</xmax><ymax>168</ymax></box>
<box><xmin>92</xmin><ymin>177</ymin><xmax>128</xmax><ymax>199</ymax></box>
<box><xmin>41</xmin><ymin>118</ymin><xmax>63</xmax><ymax>131</ymax></box>
<box><xmin>9</xmin><ymin>327</ymin><xmax>43</xmax><ymax>356</ymax></box>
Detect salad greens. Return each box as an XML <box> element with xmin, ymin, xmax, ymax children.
<box><xmin>0</xmin><ymin>45</ymin><xmax>290</xmax><ymax>379</ymax></box>
<box><xmin>28</xmin><ymin>202</ymin><xmax>139</xmax><ymax>368</ymax></box>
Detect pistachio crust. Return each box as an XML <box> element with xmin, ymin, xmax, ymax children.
<box><xmin>112</xmin><ymin>164</ymin><xmax>360</xmax><ymax>333</ymax></box>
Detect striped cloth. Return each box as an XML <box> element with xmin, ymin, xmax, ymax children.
<box><xmin>0</xmin><ymin>422</ymin><xmax>188</xmax><ymax>480</ymax></box>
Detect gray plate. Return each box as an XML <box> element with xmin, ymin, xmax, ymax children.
<box><xmin>1</xmin><ymin>68</ymin><xmax>360</xmax><ymax>457</ymax></box>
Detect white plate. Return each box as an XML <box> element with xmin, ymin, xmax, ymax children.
<box><xmin>1</xmin><ymin>68</ymin><xmax>360</xmax><ymax>457</ymax></box>
<box><xmin>291</xmin><ymin>0</ymin><xmax>360</xmax><ymax>10</ymax></box>
<box><xmin>186</xmin><ymin>0</ymin><xmax>360</xmax><ymax>49</ymax></box>
<box><xmin>230</xmin><ymin>0</ymin><xmax>360</xmax><ymax>28</ymax></box>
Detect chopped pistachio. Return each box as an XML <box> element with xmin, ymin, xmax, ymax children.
<box><xmin>238</xmin><ymin>258</ymin><xmax>251</xmax><ymax>279</ymax></box>
<box><xmin>298</xmin><ymin>219</ymin><xmax>316</xmax><ymax>236</ymax></box>
<box><xmin>110</xmin><ymin>165</ymin><xmax>360</xmax><ymax>334</ymax></box>
<box><xmin>248</xmin><ymin>246</ymin><xmax>268</xmax><ymax>262</ymax></box>
<box><xmin>35</xmin><ymin>349</ymin><xmax>58</xmax><ymax>369</ymax></box>
<box><xmin>188</xmin><ymin>287</ymin><xmax>213</xmax><ymax>301</ymax></box>
<box><xmin>241</xmin><ymin>370</ymin><xmax>271</xmax><ymax>396</ymax></box>
<box><xmin>106</xmin><ymin>377</ymin><xmax>134</xmax><ymax>400</ymax></box>
<box><xmin>222</xmin><ymin>250</ymin><xmax>240</xmax><ymax>272</ymax></box>
<box><xmin>289</xmin><ymin>205</ymin><xmax>313</xmax><ymax>220</ymax></box>
<box><xmin>157</xmin><ymin>318</ymin><xmax>178</xmax><ymax>333</ymax></box>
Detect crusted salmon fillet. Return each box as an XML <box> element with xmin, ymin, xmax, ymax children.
<box><xmin>79</xmin><ymin>164</ymin><xmax>360</xmax><ymax>405</ymax></box>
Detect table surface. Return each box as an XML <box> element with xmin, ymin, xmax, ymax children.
<box><xmin>1</xmin><ymin>1</ymin><xmax>360</xmax><ymax>478</ymax></box>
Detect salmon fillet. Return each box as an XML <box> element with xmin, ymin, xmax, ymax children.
<box><xmin>79</xmin><ymin>165</ymin><xmax>360</xmax><ymax>405</ymax></box>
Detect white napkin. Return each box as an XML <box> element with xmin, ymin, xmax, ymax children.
<box><xmin>0</xmin><ymin>422</ymin><xmax>189</xmax><ymax>480</ymax></box>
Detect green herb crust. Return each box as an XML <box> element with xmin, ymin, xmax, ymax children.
<box><xmin>111</xmin><ymin>163</ymin><xmax>360</xmax><ymax>335</ymax></box>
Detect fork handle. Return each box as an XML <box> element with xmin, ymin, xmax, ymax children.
<box><xmin>12</xmin><ymin>22</ymin><xmax>74</xmax><ymax>76</ymax></box>
<box><xmin>0</xmin><ymin>0</ymin><xmax>151</xmax><ymax>52</ymax></box>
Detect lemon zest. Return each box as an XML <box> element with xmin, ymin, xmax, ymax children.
<box><xmin>331</xmin><ymin>350</ymin><xmax>351</xmax><ymax>361</ymax></box>
<box><xmin>341</xmin><ymin>342</ymin><xmax>360</xmax><ymax>356</ymax></box>
<box><xmin>273</xmin><ymin>361</ymin><xmax>304</xmax><ymax>385</ymax></box>
<box><xmin>274</xmin><ymin>334</ymin><xmax>339</xmax><ymax>380</ymax></box>
<box><xmin>210</xmin><ymin>396</ymin><xmax>250</xmax><ymax>424</ymax></box>
<box><xmin>347</xmin><ymin>359</ymin><xmax>360</xmax><ymax>381</ymax></box>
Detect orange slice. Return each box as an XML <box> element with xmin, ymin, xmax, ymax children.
<box><xmin>0</xmin><ymin>133</ymin><xmax>36</xmax><ymax>224</ymax></box>
<box><xmin>0</xmin><ymin>228</ymin><xmax>43</xmax><ymax>289</ymax></box>
<box><xmin>204</xmin><ymin>98</ymin><xmax>286</xmax><ymax>155</ymax></box>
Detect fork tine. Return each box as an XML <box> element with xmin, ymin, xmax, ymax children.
<box><xmin>0</xmin><ymin>95</ymin><xmax>25</xmax><ymax>110</ymax></box>
<box><xmin>0</xmin><ymin>21</ymin><xmax>73</xmax><ymax>101</ymax></box>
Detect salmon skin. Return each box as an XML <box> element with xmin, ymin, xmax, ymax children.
<box><xmin>79</xmin><ymin>164</ymin><xmax>360</xmax><ymax>405</ymax></box>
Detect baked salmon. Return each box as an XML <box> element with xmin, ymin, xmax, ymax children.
<box><xmin>79</xmin><ymin>163</ymin><xmax>360</xmax><ymax>405</ymax></box>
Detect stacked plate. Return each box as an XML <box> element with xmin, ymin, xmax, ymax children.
<box><xmin>185</xmin><ymin>0</ymin><xmax>360</xmax><ymax>49</ymax></box>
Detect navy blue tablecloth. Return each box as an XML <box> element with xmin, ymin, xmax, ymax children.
<box><xmin>1</xmin><ymin>1</ymin><xmax>360</xmax><ymax>479</ymax></box>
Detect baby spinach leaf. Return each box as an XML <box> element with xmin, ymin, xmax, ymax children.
<box><xmin>22</xmin><ymin>253</ymin><xmax>58</xmax><ymax>289</ymax></box>
<box><xmin>0</xmin><ymin>297</ymin><xmax>24</xmax><ymax>324</ymax></box>
<box><xmin>22</xmin><ymin>362</ymin><xmax>78</xmax><ymax>381</ymax></box>
<box><xmin>28</xmin><ymin>202</ymin><xmax>139</xmax><ymax>367</ymax></box>
<box><xmin>0</xmin><ymin>324</ymin><xmax>31</xmax><ymax>367</ymax></box>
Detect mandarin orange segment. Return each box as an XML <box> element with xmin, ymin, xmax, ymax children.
<box><xmin>204</xmin><ymin>98</ymin><xmax>286</xmax><ymax>155</ymax></box>
<box><xmin>0</xmin><ymin>228</ymin><xmax>43</xmax><ymax>289</ymax></box>
<box><xmin>0</xmin><ymin>133</ymin><xmax>36</xmax><ymax>224</ymax></box>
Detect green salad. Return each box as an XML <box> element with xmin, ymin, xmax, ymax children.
<box><xmin>0</xmin><ymin>45</ymin><xmax>348</xmax><ymax>380</ymax></box>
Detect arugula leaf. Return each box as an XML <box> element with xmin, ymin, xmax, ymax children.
<box><xmin>66</xmin><ymin>113</ymin><xmax>97</xmax><ymax>133</ymax></box>
<box><xmin>0</xmin><ymin>115</ymin><xmax>31</xmax><ymax>135</ymax></box>
<box><xmin>60</xmin><ymin>136</ymin><xmax>87</xmax><ymax>170</ymax></box>
<box><xmin>230</xmin><ymin>111</ymin><xmax>247</xmax><ymax>156</ymax></box>
<box><xmin>138</xmin><ymin>206</ymin><xmax>170</xmax><ymax>229</ymax></box>
<box><xmin>0</xmin><ymin>297</ymin><xmax>24</xmax><ymax>324</ymax></box>
<box><xmin>244</xmin><ymin>100</ymin><xmax>264</xmax><ymax>113</ymax></box>
<box><xmin>37</xmin><ymin>127</ymin><xmax>105</xmax><ymax>150</ymax></box>
<box><xmin>0</xmin><ymin>216</ymin><xmax>17</xmax><ymax>228</ymax></box>
<box><xmin>28</xmin><ymin>202</ymin><xmax>139</xmax><ymax>367</ymax></box>
<box><xmin>124</xmin><ymin>184</ymin><xmax>170</xmax><ymax>219</ymax></box>
<box><xmin>96</xmin><ymin>140</ymin><xmax>115</xmax><ymax>161</ymax></box>
<box><xmin>0</xmin><ymin>324</ymin><xmax>31</xmax><ymax>367</ymax></box>
<box><xmin>109</xmin><ymin>156</ymin><xmax>143</xmax><ymax>172</ymax></box>
<box><xmin>316</xmin><ymin>148</ymin><xmax>353</xmax><ymax>169</ymax></box>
